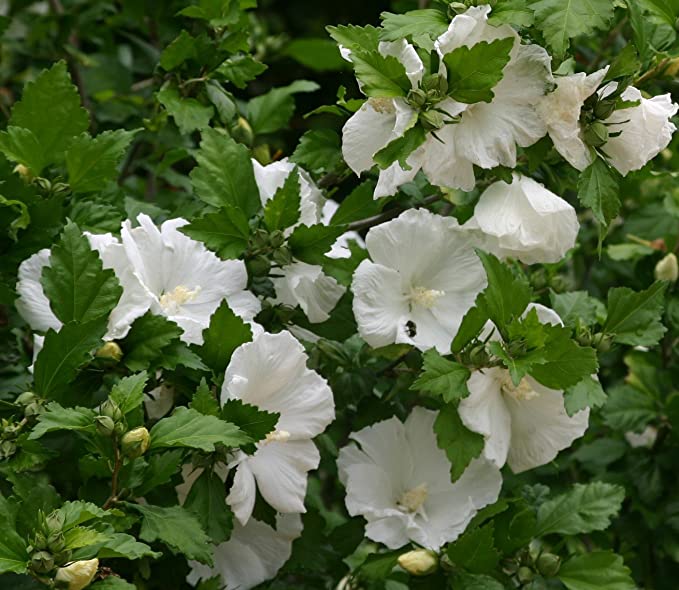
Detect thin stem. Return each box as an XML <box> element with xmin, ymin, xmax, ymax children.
<box><xmin>103</xmin><ymin>444</ymin><xmax>122</xmax><ymax>509</ymax></box>
<box><xmin>347</xmin><ymin>194</ymin><xmax>443</xmax><ymax>232</ymax></box>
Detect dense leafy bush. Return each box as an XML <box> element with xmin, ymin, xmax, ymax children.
<box><xmin>0</xmin><ymin>1</ymin><xmax>678</xmax><ymax>589</ymax></box>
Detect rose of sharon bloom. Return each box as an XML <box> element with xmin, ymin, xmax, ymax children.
<box><xmin>252</xmin><ymin>157</ymin><xmax>325</xmax><ymax>228</ymax></box>
<box><xmin>222</xmin><ymin>331</ymin><xmax>335</xmax><ymax>525</ymax></box>
<box><xmin>458</xmin><ymin>305</ymin><xmax>589</xmax><ymax>473</ymax></box>
<box><xmin>16</xmin><ymin>232</ymin><xmax>147</xmax><ymax>340</ymax></box>
<box><xmin>539</xmin><ymin>68</ymin><xmax>678</xmax><ymax>175</ymax></box>
<box><xmin>118</xmin><ymin>214</ymin><xmax>260</xmax><ymax>345</ymax></box>
<box><xmin>352</xmin><ymin>208</ymin><xmax>486</xmax><ymax>353</ymax></box>
<box><xmin>465</xmin><ymin>174</ymin><xmax>579</xmax><ymax>264</ymax></box>
<box><xmin>342</xmin><ymin>5</ymin><xmax>552</xmax><ymax>197</ymax></box>
<box><xmin>187</xmin><ymin>513</ymin><xmax>302</xmax><ymax>590</ymax></box>
<box><xmin>321</xmin><ymin>199</ymin><xmax>365</xmax><ymax>259</ymax></box>
<box><xmin>338</xmin><ymin>407</ymin><xmax>502</xmax><ymax>550</ymax></box>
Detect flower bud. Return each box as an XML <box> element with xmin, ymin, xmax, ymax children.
<box><xmin>407</xmin><ymin>88</ymin><xmax>427</xmax><ymax>109</ymax></box>
<box><xmin>592</xmin><ymin>332</ymin><xmax>612</xmax><ymax>353</ymax></box>
<box><xmin>13</xmin><ymin>163</ymin><xmax>34</xmax><ymax>181</ymax></box>
<box><xmin>45</xmin><ymin>511</ymin><xmax>66</xmax><ymax>534</ymax></box>
<box><xmin>94</xmin><ymin>415</ymin><xmax>116</xmax><ymax>437</ymax></box>
<box><xmin>54</xmin><ymin>558</ymin><xmax>99</xmax><ymax>590</ymax></box>
<box><xmin>272</xmin><ymin>246</ymin><xmax>293</xmax><ymax>267</ymax></box>
<box><xmin>231</xmin><ymin>116</ymin><xmax>254</xmax><ymax>146</ymax></box>
<box><xmin>95</xmin><ymin>342</ymin><xmax>123</xmax><ymax>363</ymax></box>
<box><xmin>248</xmin><ymin>254</ymin><xmax>271</xmax><ymax>277</ymax></box>
<box><xmin>397</xmin><ymin>549</ymin><xmax>439</xmax><ymax>576</ymax></box>
<box><xmin>419</xmin><ymin>110</ymin><xmax>445</xmax><ymax>131</ymax></box>
<box><xmin>16</xmin><ymin>391</ymin><xmax>38</xmax><ymax>406</ymax></box>
<box><xmin>99</xmin><ymin>400</ymin><xmax>123</xmax><ymax>422</ymax></box>
<box><xmin>47</xmin><ymin>531</ymin><xmax>66</xmax><ymax>553</ymax></box>
<box><xmin>517</xmin><ymin>566</ymin><xmax>534</xmax><ymax>583</ymax></box>
<box><xmin>655</xmin><ymin>253</ymin><xmax>678</xmax><ymax>282</ymax></box>
<box><xmin>31</xmin><ymin>550</ymin><xmax>55</xmax><ymax>574</ymax></box>
<box><xmin>121</xmin><ymin>427</ymin><xmax>151</xmax><ymax>458</ymax></box>
<box><xmin>594</xmin><ymin>99</ymin><xmax>616</xmax><ymax>120</ymax></box>
<box><xmin>584</xmin><ymin>121</ymin><xmax>609</xmax><ymax>148</ymax></box>
<box><xmin>536</xmin><ymin>553</ymin><xmax>561</xmax><ymax>577</ymax></box>
<box><xmin>0</xmin><ymin>440</ymin><xmax>16</xmax><ymax>458</ymax></box>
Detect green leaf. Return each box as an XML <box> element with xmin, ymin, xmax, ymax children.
<box><xmin>122</xmin><ymin>313</ymin><xmax>182</xmax><ymax>372</ymax></box>
<box><xmin>135</xmin><ymin>450</ymin><xmax>184</xmax><ymax>496</ymax></box>
<box><xmin>221</xmin><ymin>399</ymin><xmax>280</xmax><ymax>443</ymax></box>
<box><xmin>603</xmin><ymin>385</ymin><xmax>657</xmax><ymax>432</ymax></box>
<box><xmin>33</xmin><ymin>319</ymin><xmax>107</xmax><ymax>400</ymax></box>
<box><xmin>247</xmin><ymin>80</ymin><xmax>320</xmax><ymax>135</ymax></box>
<box><xmin>373</xmin><ymin>125</ymin><xmax>426</xmax><ymax>170</ymax></box>
<box><xmin>326</xmin><ymin>24</ymin><xmax>380</xmax><ymax>53</ymax></box>
<box><xmin>379</xmin><ymin>9</ymin><xmax>449</xmax><ymax>44</ymax></box>
<box><xmin>214</xmin><ymin>54</ymin><xmax>267</xmax><ymax>88</ymax></box>
<box><xmin>434</xmin><ymin>403</ymin><xmax>484</xmax><ymax>482</ymax></box>
<box><xmin>444</xmin><ymin>38</ymin><xmax>514</xmax><ymax>103</ymax></box>
<box><xmin>91</xmin><ymin>578</ymin><xmax>137</xmax><ymax>589</ymax></box>
<box><xmin>410</xmin><ymin>349</ymin><xmax>471</xmax><ymax>402</ymax></box>
<box><xmin>180</xmin><ymin>205</ymin><xmax>250</xmax><ymax>260</ymax></box>
<box><xmin>150</xmin><ymin>407</ymin><xmax>250</xmax><ymax>452</ymax></box>
<box><xmin>357</xmin><ymin>550</ymin><xmax>400</xmax><ymax>581</ymax></box>
<box><xmin>65</xmin><ymin>130</ymin><xmax>138</xmax><ymax>193</ymax></box>
<box><xmin>96</xmin><ymin>533</ymin><xmax>161</xmax><ymax>560</ymax></box>
<box><xmin>328</xmin><ymin>181</ymin><xmax>382</xmax><ymax>226</ymax></box>
<box><xmin>191</xmin><ymin>128</ymin><xmax>261</xmax><ymax>218</ymax></box>
<box><xmin>291</xmin><ymin>129</ymin><xmax>342</xmax><ymax>173</ymax></box>
<box><xmin>288</xmin><ymin>223</ymin><xmax>345</xmax><ymax>265</ymax></box>
<box><xmin>349</xmin><ymin>50</ymin><xmax>411</xmax><ymax>98</ymax></box>
<box><xmin>263</xmin><ymin>166</ymin><xmax>302</xmax><ymax>231</ymax></box>
<box><xmin>604</xmin><ymin>43</ymin><xmax>640</xmax><ymax>82</ymax></box>
<box><xmin>0</xmin><ymin>126</ymin><xmax>46</xmax><ymax>174</ymax></box>
<box><xmin>184</xmin><ymin>469</ymin><xmax>233</xmax><ymax>543</ymax></box>
<box><xmin>558</xmin><ymin>551</ymin><xmax>635</xmax><ymax>590</ymax></box>
<box><xmin>64</xmin><ymin>526</ymin><xmax>109</xmax><ymax>549</ymax></box>
<box><xmin>564</xmin><ymin>376</ymin><xmax>607</xmax><ymax>416</ymax></box>
<box><xmin>446</xmin><ymin>523</ymin><xmax>500</xmax><ymax>574</ymax></box>
<box><xmin>191</xmin><ymin>379</ymin><xmax>220</xmax><ymax>417</ymax></box>
<box><xmin>530</xmin><ymin>0</ymin><xmax>615</xmax><ymax>56</ymax></box>
<box><xmin>453</xmin><ymin>572</ymin><xmax>504</xmax><ymax>590</ymax></box>
<box><xmin>535</xmin><ymin>482</ymin><xmax>625</xmax><ymax>536</ymax></box>
<box><xmin>28</xmin><ymin>402</ymin><xmax>96</xmax><ymax>440</ymax></box>
<box><xmin>488</xmin><ymin>0</ymin><xmax>535</xmax><ymax>27</ymax></box>
<box><xmin>577</xmin><ymin>155</ymin><xmax>621</xmax><ymax>230</ymax></box>
<box><xmin>110</xmin><ymin>372</ymin><xmax>149</xmax><ymax>415</ymax></box>
<box><xmin>0</xmin><ymin>529</ymin><xmax>28</xmax><ymax>574</ymax></box>
<box><xmin>452</xmin><ymin>304</ymin><xmax>490</xmax><ymax>353</ymax></box>
<box><xmin>178</xmin><ymin>0</ymin><xmax>240</xmax><ymax>26</ymax></box>
<box><xmin>550</xmin><ymin>290</ymin><xmax>606</xmax><ymax>328</ymax></box>
<box><xmin>284</xmin><ymin>38</ymin><xmax>348</xmax><ymax>72</ymax></box>
<box><xmin>160</xmin><ymin>30</ymin><xmax>197</xmax><ymax>70</ymax></box>
<box><xmin>196</xmin><ymin>300</ymin><xmax>252</xmax><ymax>377</ymax></box>
<box><xmin>603</xmin><ymin>282</ymin><xmax>668</xmax><ymax>346</ymax></box>
<box><xmin>8</xmin><ymin>61</ymin><xmax>89</xmax><ymax>169</ymax></box>
<box><xmin>42</xmin><ymin>221</ymin><xmax>123</xmax><ymax>324</ymax></box>
<box><xmin>157</xmin><ymin>85</ymin><xmax>213</xmax><ymax>134</ymax></box>
<box><xmin>128</xmin><ymin>503</ymin><xmax>213</xmax><ymax>564</ymax></box>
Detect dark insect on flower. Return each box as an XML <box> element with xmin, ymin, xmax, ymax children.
<box><xmin>405</xmin><ymin>320</ymin><xmax>417</xmax><ymax>337</ymax></box>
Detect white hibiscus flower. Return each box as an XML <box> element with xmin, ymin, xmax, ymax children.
<box><xmin>338</xmin><ymin>407</ymin><xmax>502</xmax><ymax>550</ymax></box>
<box><xmin>464</xmin><ymin>174</ymin><xmax>579</xmax><ymax>264</ymax></box>
<box><xmin>118</xmin><ymin>214</ymin><xmax>260</xmax><ymax>345</ymax></box>
<box><xmin>352</xmin><ymin>208</ymin><xmax>486</xmax><ymax>353</ymax></box>
<box><xmin>221</xmin><ymin>331</ymin><xmax>335</xmax><ymax>525</ymax></box>
<box><xmin>187</xmin><ymin>513</ymin><xmax>302</xmax><ymax>590</ymax></box>
<box><xmin>342</xmin><ymin>5</ymin><xmax>552</xmax><ymax>197</ymax></box>
<box><xmin>252</xmin><ymin>157</ymin><xmax>325</xmax><ymax>228</ymax></box>
<box><xmin>458</xmin><ymin>305</ymin><xmax>589</xmax><ymax>473</ymax></box>
<box><xmin>539</xmin><ymin>69</ymin><xmax>678</xmax><ymax>175</ymax></box>
<box><xmin>321</xmin><ymin>199</ymin><xmax>365</xmax><ymax>260</ymax></box>
<box><xmin>15</xmin><ymin>232</ymin><xmax>147</xmax><ymax>340</ymax></box>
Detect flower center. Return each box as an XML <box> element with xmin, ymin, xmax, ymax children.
<box><xmin>499</xmin><ymin>373</ymin><xmax>539</xmax><ymax>401</ymax></box>
<box><xmin>159</xmin><ymin>285</ymin><xmax>201</xmax><ymax>314</ymax></box>
<box><xmin>368</xmin><ymin>97</ymin><xmax>396</xmax><ymax>114</ymax></box>
<box><xmin>409</xmin><ymin>286</ymin><xmax>444</xmax><ymax>309</ymax></box>
<box><xmin>397</xmin><ymin>483</ymin><xmax>428</xmax><ymax>513</ymax></box>
<box><xmin>263</xmin><ymin>429</ymin><xmax>291</xmax><ymax>444</ymax></box>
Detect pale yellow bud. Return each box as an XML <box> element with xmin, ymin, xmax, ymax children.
<box><xmin>121</xmin><ymin>426</ymin><xmax>151</xmax><ymax>458</ymax></box>
<box><xmin>655</xmin><ymin>253</ymin><xmax>678</xmax><ymax>282</ymax></box>
<box><xmin>397</xmin><ymin>549</ymin><xmax>438</xmax><ymax>576</ymax></box>
<box><xmin>54</xmin><ymin>558</ymin><xmax>99</xmax><ymax>590</ymax></box>
<box><xmin>95</xmin><ymin>341</ymin><xmax>123</xmax><ymax>363</ymax></box>
<box><xmin>13</xmin><ymin>163</ymin><xmax>34</xmax><ymax>181</ymax></box>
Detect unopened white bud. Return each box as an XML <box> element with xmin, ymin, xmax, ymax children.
<box><xmin>655</xmin><ymin>253</ymin><xmax>678</xmax><ymax>282</ymax></box>
<box><xmin>397</xmin><ymin>549</ymin><xmax>438</xmax><ymax>576</ymax></box>
<box><xmin>55</xmin><ymin>558</ymin><xmax>99</xmax><ymax>590</ymax></box>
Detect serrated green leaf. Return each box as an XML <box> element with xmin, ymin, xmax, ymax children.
<box><xmin>288</xmin><ymin>223</ymin><xmax>345</xmax><ymax>265</ymax></box>
<box><xmin>349</xmin><ymin>50</ymin><xmax>411</xmax><ymax>98</ymax></box>
<box><xmin>64</xmin><ymin>526</ymin><xmax>110</xmax><ymax>549</ymax></box>
<box><xmin>157</xmin><ymin>85</ymin><xmax>214</xmax><ymax>134</ymax></box>
<box><xmin>135</xmin><ymin>450</ymin><xmax>184</xmax><ymax>497</ymax></box>
<box><xmin>447</xmin><ymin>523</ymin><xmax>500</xmax><ymax>574</ymax></box>
<box><xmin>328</xmin><ymin>181</ymin><xmax>382</xmax><ymax>226</ymax></box>
<box><xmin>110</xmin><ymin>372</ymin><xmax>148</xmax><ymax>415</ymax></box>
<box><xmin>0</xmin><ymin>126</ymin><xmax>46</xmax><ymax>175</ymax></box>
<box><xmin>326</xmin><ymin>24</ymin><xmax>380</xmax><ymax>53</ymax></box>
<box><xmin>535</xmin><ymin>482</ymin><xmax>625</xmax><ymax>536</ymax></box>
<box><xmin>191</xmin><ymin>379</ymin><xmax>220</xmax><ymax>416</ymax></box>
<box><xmin>550</xmin><ymin>290</ymin><xmax>606</xmax><ymax>328</ymax></box>
<box><xmin>603</xmin><ymin>385</ymin><xmax>657</xmax><ymax>432</ymax></box>
<box><xmin>65</xmin><ymin>129</ymin><xmax>138</xmax><ymax>193</ymax></box>
<box><xmin>122</xmin><ymin>313</ymin><xmax>182</xmax><ymax>372</ymax></box>
<box><xmin>0</xmin><ymin>530</ymin><xmax>28</xmax><ymax>574</ymax></box>
<box><xmin>184</xmin><ymin>469</ymin><xmax>233</xmax><ymax>543</ymax></box>
<box><xmin>96</xmin><ymin>533</ymin><xmax>161</xmax><ymax>561</ymax></box>
<box><xmin>411</xmin><ymin>349</ymin><xmax>471</xmax><ymax>402</ymax></box>
<box><xmin>214</xmin><ymin>54</ymin><xmax>267</xmax><ymax>88</ymax></box>
<box><xmin>558</xmin><ymin>551</ymin><xmax>635</xmax><ymax>590</ymax></box>
<box><xmin>180</xmin><ymin>205</ymin><xmax>250</xmax><ymax>260</ymax></box>
<box><xmin>91</xmin><ymin>577</ymin><xmax>137</xmax><ymax>589</ymax></box>
<box><xmin>373</xmin><ymin>124</ymin><xmax>426</xmax><ymax>170</ymax></box>
<box><xmin>434</xmin><ymin>403</ymin><xmax>484</xmax><ymax>482</ymax></box>
<box><xmin>42</xmin><ymin>221</ymin><xmax>122</xmax><ymax>324</ymax></box>
<box><xmin>56</xmin><ymin>501</ymin><xmax>109</xmax><ymax>530</ymax></box>
<box><xmin>150</xmin><ymin>407</ymin><xmax>250</xmax><ymax>451</ymax></box>
<box><xmin>453</xmin><ymin>572</ymin><xmax>504</xmax><ymax>590</ymax></box>
<box><xmin>577</xmin><ymin>155</ymin><xmax>621</xmax><ymax>230</ymax></box>
<box><xmin>160</xmin><ymin>30</ymin><xmax>197</xmax><ymax>70</ymax></box>
<box><xmin>488</xmin><ymin>0</ymin><xmax>535</xmax><ymax>27</ymax></box>
<box><xmin>263</xmin><ymin>166</ymin><xmax>301</xmax><ymax>231</ymax></box>
<box><xmin>379</xmin><ymin>9</ymin><xmax>449</xmax><ymax>48</ymax></box>
<box><xmin>564</xmin><ymin>376</ymin><xmax>607</xmax><ymax>416</ymax></box>
<box><xmin>291</xmin><ymin>128</ymin><xmax>342</xmax><ymax>173</ymax></box>
<box><xmin>191</xmin><ymin>128</ymin><xmax>261</xmax><ymax>218</ymax></box>
<box><xmin>444</xmin><ymin>38</ymin><xmax>513</xmax><ymax>103</ymax></box>
<box><xmin>221</xmin><ymin>399</ymin><xmax>279</xmax><ymax>443</ymax></box>
<box><xmin>247</xmin><ymin>80</ymin><xmax>320</xmax><ymax>135</ymax></box>
<box><xmin>603</xmin><ymin>281</ymin><xmax>668</xmax><ymax>346</ymax></box>
<box><xmin>128</xmin><ymin>503</ymin><xmax>213</xmax><ymax>564</ymax></box>
<box><xmin>28</xmin><ymin>403</ymin><xmax>96</xmax><ymax>440</ymax></box>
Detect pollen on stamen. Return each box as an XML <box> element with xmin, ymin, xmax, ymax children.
<box><xmin>499</xmin><ymin>373</ymin><xmax>539</xmax><ymax>401</ymax></box>
<box><xmin>397</xmin><ymin>483</ymin><xmax>428</xmax><ymax>513</ymax></box>
<box><xmin>264</xmin><ymin>429</ymin><xmax>291</xmax><ymax>444</ymax></box>
<box><xmin>159</xmin><ymin>285</ymin><xmax>201</xmax><ymax>314</ymax></box>
<box><xmin>409</xmin><ymin>286</ymin><xmax>444</xmax><ymax>309</ymax></box>
<box><xmin>368</xmin><ymin>97</ymin><xmax>397</xmax><ymax>114</ymax></box>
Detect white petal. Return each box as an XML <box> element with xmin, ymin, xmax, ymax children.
<box><xmin>603</xmin><ymin>86</ymin><xmax>678</xmax><ymax>176</ymax></box>
<box><xmin>458</xmin><ymin>369</ymin><xmax>512</xmax><ymax>468</ymax></box>
<box><xmin>226</xmin><ymin>454</ymin><xmax>258</xmax><ymax>525</ymax></box>
<box><xmin>469</xmin><ymin>174</ymin><xmax>579</xmax><ymax>264</ymax></box>
<box><xmin>436</xmin><ymin>5</ymin><xmax>517</xmax><ymax>57</ymax></box>
<box><xmin>187</xmin><ymin>513</ymin><xmax>302</xmax><ymax>590</ymax></box>
<box><xmin>143</xmin><ymin>382</ymin><xmax>174</xmax><ymax>420</ymax></box>
<box><xmin>378</xmin><ymin>39</ymin><xmax>424</xmax><ymax>87</ymax></box>
<box><xmin>222</xmin><ymin>331</ymin><xmax>335</xmax><ymax>438</ymax></box>
<box><xmin>15</xmin><ymin>249</ymin><xmax>61</xmax><ymax>333</ymax></box>
<box><xmin>421</xmin><ymin>125</ymin><xmax>476</xmax><ymax>191</ymax></box>
<box><xmin>505</xmin><ymin>377</ymin><xmax>589</xmax><ymax>473</ymax></box>
<box><xmin>374</xmin><ymin>147</ymin><xmax>424</xmax><ymax>198</ymax></box>
<box><xmin>272</xmin><ymin>262</ymin><xmax>345</xmax><ymax>323</ymax></box>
